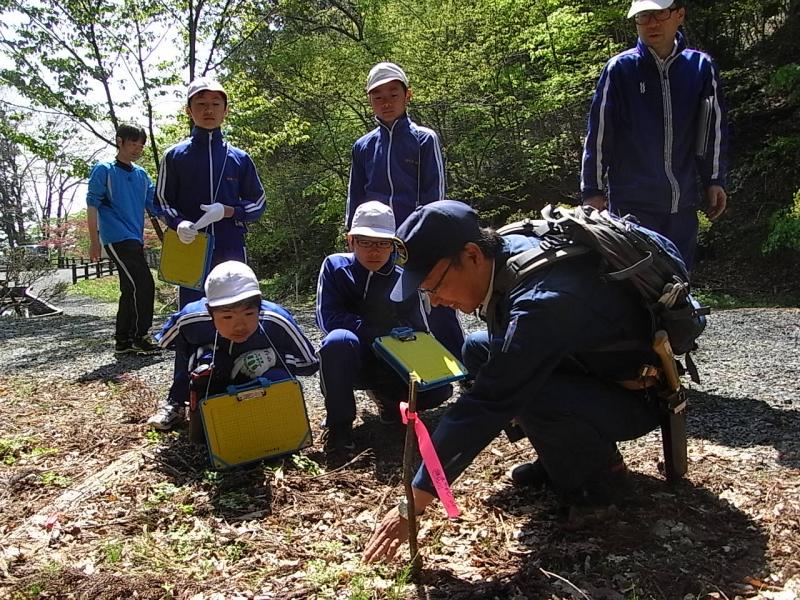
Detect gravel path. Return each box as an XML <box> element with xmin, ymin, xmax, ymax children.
<box><xmin>1</xmin><ymin>297</ymin><xmax>798</xmax><ymax>415</ymax></box>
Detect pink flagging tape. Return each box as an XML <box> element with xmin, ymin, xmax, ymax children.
<box><xmin>400</xmin><ymin>402</ymin><xmax>460</xmax><ymax>519</ymax></box>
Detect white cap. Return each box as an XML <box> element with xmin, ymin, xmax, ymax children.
<box><xmin>627</xmin><ymin>0</ymin><xmax>673</xmax><ymax>18</ymax></box>
<box><xmin>366</xmin><ymin>62</ymin><xmax>409</xmax><ymax>93</ymax></box>
<box><xmin>187</xmin><ymin>77</ymin><xmax>227</xmax><ymax>102</ymax></box>
<box><xmin>205</xmin><ymin>261</ymin><xmax>261</xmax><ymax>307</ymax></box>
<box><xmin>349</xmin><ymin>201</ymin><xmax>396</xmax><ymax>238</ymax></box>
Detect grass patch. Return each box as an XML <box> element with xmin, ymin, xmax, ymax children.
<box><xmin>69</xmin><ymin>270</ymin><xmax>177</xmax><ymax>313</ymax></box>
<box><xmin>693</xmin><ymin>289</ymin><xmax>800</xmax><ymax>309</ymax></box>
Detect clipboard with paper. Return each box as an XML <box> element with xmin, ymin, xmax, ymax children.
<box><xmin>158</xmin><ymin>227</ymin><xmax>213</xmax><ymax>290</ymax></box>
<box><xmin>372</xmin><ymin>327</ymin><xmax>467</xmax><ymax>391</ymax></box>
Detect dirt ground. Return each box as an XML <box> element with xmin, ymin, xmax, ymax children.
<box><xmin>0</xmin><ymin>307</ymin><xmax>799</xmax><ymax>600</ymax></box>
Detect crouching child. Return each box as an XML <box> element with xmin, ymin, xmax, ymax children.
<box><xmin>148</xmin><ymin>261</ymin><xmax>319</xmax><ymax>430</ymax></box>
<box><xmin>315</xmin><ymin>201</ymin><xmax>453</xmax><ymax>455</ymax></box>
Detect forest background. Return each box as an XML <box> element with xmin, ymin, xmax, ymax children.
<box><xmin>1</xmin><ymin>0</ymin><xmax>798</xmax><ymax>303</ymax></box>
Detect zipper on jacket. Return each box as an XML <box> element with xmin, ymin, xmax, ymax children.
<box><xmin>654</xmin><ymin>51</ymin><xmax>681</xmax><ymax>214</ymax></box>
<box><xmin>381</xmin><ymin>120</ymin><xmax>397</xmax><ymax>218</ymax></box>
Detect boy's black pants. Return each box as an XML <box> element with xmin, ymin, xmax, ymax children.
<box><xmin>105</xmin><ymin>239</ymin><xmax>155</xmax><ymax>342</ymax></box>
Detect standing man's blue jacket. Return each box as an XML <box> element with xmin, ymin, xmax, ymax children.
<box><xmin>156</xmin><ymin>126</ymin><xmax>266</xmax><ymax>252</ymax></box>
<box><xmin>346</xmin><ymin>115</ymin><xmax>446</xmax><ymax>229</ymax></box>
<box><xmin>581</xmin><ymin>31</ymin><xmax>728</xmax><ymax>214</ymax></box>
<box><xmin>315</xmin><ymin>252</ymin><xmax>429</xmax><ymax>343</ymax></box>
<box><xmin>86</xmin><ymin>160</ymin><xmax>156</xmax><ymax>245</ymax></box>
<box><xmin>157</xmin><ymin>298</ymin><xmax>319</xmax><ymax>405</ymax></box>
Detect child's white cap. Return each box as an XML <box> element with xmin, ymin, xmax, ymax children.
<box><xmin>349</xmin><ymin>201</ymin><xmax>396</xmax><ymax>238</ymax></box>
<box><xmin>366</xmin><ymin>62</ymin><xmax>409</xmax><ymax>93</ymax></box>
<box><xmin>205</xmin><ymin>261</ymin><xmax>261</xmax><ymax>307</ymax></box>
<box><xmin>188</xmin><ymin>77</ymin><xmax>227</xmax><ymax>102</ymax></box>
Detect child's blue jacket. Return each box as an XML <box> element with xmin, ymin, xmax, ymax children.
<box><xmin>157</xmin><ymin>299</ymin><xmax>318</xmax><ymax>404</ymax></box>
<box><xmin>346</xmin><ymin>115</ymin><xmax>445</xmax><ymax>229</ymax></box>
<box><xmin>156</xmin><ymin>126</ymin><xmax>265</xmax><ymax>249</ymax></box>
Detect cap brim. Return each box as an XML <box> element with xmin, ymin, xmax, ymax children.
<box><xmin>206</xmin><ymin>288</ymin><xmax>261</xmax><ymax>308</ymax></box>
<box><xmin>627</xmin><ymin>0</ymin><xmax>670</xmax><ymax>17</ymax></box>
<box><xmin>367</xmin><ymin>76</ymin><xmax>405</xmax><ymax>93</ymax></box>
<box><xmin>349</xmin><ymin>226</ymin><xmax>395</xmax><ymax>238</ymax></box>
<box><xmin>390</xmin><ymin>268</ymin><xmax>427</xmax><ymax>302</ymax></box>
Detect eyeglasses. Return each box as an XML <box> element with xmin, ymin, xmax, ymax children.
<box><xmin>354</xmin><ymin>237</ymin><xmax>394</xmax><ymax>250</ymax></box>
<box><xmin>419</xmin><ymin>259</ymin><xmax>454</xmax><ymax>296</ymax></box>
<box><xmin>633</xmin><ymin>7</ymin><xmax>678</xmax><ymax>25</ymax></box>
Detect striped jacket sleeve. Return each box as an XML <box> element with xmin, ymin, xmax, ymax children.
<box><xmin>417</xmin><ymin>127</ymin><xmax>446</xmax><ymax>205</ymax></box>
<box><xmin>231</xmin><ymin>153</ymin><xmax>266</xmax><ymax>223</ymax></box>
<box><xmin>581</xmin><ymin>60</ymin><xmax>618</xmax><ymax>200</ymax></box>
<box><xmin>696</xmin><ymin>58</ymin><xmax>729</xmax><ymax>189</ymax></box>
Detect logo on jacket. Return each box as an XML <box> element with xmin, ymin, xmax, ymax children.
<box><xmin>640</xmin><ymin>82</ymin><xmax>646</xmax><ymax>94</ymax></box>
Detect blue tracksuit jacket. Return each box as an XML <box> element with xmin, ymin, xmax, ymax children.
<box><xmin>315</xmin><ymin>253</ymin><xmax>429</xmax><ymax>343</ymax></box>
<box><xmin>412</xmin><ymin>235</ymin><xmax>661</xmax><ymax>495</ymax></box>
<box><xmin>86</xmin><ymin>160</ymin><xmax>156</xmax><ymax>245</ymax></box>
<box><xmin>581</xmin><ymin>31</ymin><xmax>728</xmax><ymax>214</ymax></box>
<box><xmin>346</xmin><ymin>115</ymin><xmax>446</xmax><ymax>229</ymax></box>
<box><xmin>157</xmin><ymin>298</ymin><xmax>318</xmax><ymax>404</ymax></box>
<box><xmin>156</xmin><ymin>126</ymin><xmax>266</xmax><ymax>253</ymax></box>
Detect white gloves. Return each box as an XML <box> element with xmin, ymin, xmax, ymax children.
<box><xmin>193</xmin><ymin>203</ymin><xmax>226</xmax><ymax>230</ymax></box>
<box><xmin>176</xmin><ymin>220</ymin><xmax>197</xmax><ymax>244</ymax></box>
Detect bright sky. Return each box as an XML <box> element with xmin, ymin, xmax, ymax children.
<box><xmin>0</xmin><ymin>10</ymin><xmax>197</xmax><ymax>215</ymax></box>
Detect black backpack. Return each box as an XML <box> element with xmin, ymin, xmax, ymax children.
<box><xmin>493</xmin><ymin>205</ymin><xmax>709</xmax><ymax>381</ymax></box>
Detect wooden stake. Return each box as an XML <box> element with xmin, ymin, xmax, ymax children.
<box><xmin>403</xmin><ymin>374</ymin><xmax>423</xmax><ymax>575</ymax></box>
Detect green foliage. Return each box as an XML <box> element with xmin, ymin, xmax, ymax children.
<box><xmin>768</xmin><ymin>63</ymin><xmax>800</xmax><ymax>101</ymax></box>
<box><xmin>763</xmin><ymin>189</ymin><xmax>800</xmax><ymax>253</ymax></box>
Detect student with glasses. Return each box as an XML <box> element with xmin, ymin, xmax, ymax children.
<box><xmin>581</xmin><ymin>0</ymin><xmax>729</xmax><ymax>270</ymax></box>
<box><xmin>315</xmin><ymin>201</ymin><xmax>453</xmax><ymax>457</ymax></box>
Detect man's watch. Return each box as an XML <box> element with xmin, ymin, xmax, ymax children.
<box><xmin>397</xmin><ymin>498</ymin><xmax>424</xmax><ymax>520</ymax></box>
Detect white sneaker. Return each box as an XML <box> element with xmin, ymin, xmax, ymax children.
<box><xmin>146</xmin><ymin>404</ymin><xmax>185</xmax><ymax>430</ymax></box>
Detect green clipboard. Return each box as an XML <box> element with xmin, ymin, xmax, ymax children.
<box><xmin>158</xmin><ymin>227</ymin><xmax>213</xmax><ymax>290</ymax></box>
<box><xmin>372</xmin><ymin>328</ymin><xmax>467</xmax><ymax>391</ymax></box>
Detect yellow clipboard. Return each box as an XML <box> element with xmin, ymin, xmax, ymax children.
<box><xmin>158</xmin><ymin>227</ymin><xmax>213</xmax><ymax>290</ymax></box>
<box><xmin>200</xmin><ymin>377</ymin><xmax>312</xmax><ymax>469</ymax></box>
<box><xmin>372</xmin><ymin>329</ymin><xmax>467</xmax><ymax>391</ymax></box>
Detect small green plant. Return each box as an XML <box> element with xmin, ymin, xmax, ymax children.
<box><xmin>218</xmin><ymin>490</ymin><xmax>251</xmax><ymax>510</ymax></box>
<box><xmin>291</xmin><ymin>453</ymin><xmax>323</xmax><ymax>476</ymax></box>
<box><xmin>178</xmin><ymin>503</ymin><xmax>195</xmax><ymax>515</ymax></box>
<box><xmin>148</xmin><ymin>482</ymin><xmax>181</xmax><ymax>504</ymax></box>
<box><xmin>202</xmin><ymin>469</ymin><xmax>222</xmax><ymax>484</ymax></box>
<box><xmin>763</xmin><ymin>189</ymin><xmax>800</xmax><ymax>254</ymax></box>
<box><xmin>145</xmin><ymin>429</ymin><xmax>161</xmax><ymax>443</ymax></box>
<box><xmin>30</xmin><ymin>446</ymin><xmax>58</xmax><ymax>458</ymax></box>
<box><xmin>40</xmin><ymin>471</ymin><xmax>71</xmax><ymax>487</ymax></box>
<box><xmin>0</xmin><ymin>435</ymin><xmax>36</xmax><ymax>464</ymax></box>
<box><xmin>386</xmin><ymin>562</ymin><xmax>414</xmax><ymax>600</ymax></box>
<box><xmin>25</xmin><ymin>582</ymin><xmax>44</xmax><ymax>597</ymax></box>
<box><xmin>224</xmin><ymin>541</ymin><xmax>247</xmax><ymax>562</ymax></box>
<box><xmin>104</xmin><ymin>540</ymin><xmax>124</xmax><ymax>564</ymax></box>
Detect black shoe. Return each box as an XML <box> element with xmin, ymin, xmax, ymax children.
<box><xmin>114</xmin><ymin>339</ymin><xmax>133</xmax><ymax>354</ymax></box>
<box><xmin>131</xmin><ymin>336</ymin><xmax>161</xmax><ymax>355</ymax></box>
<box><xmin>509</xmin><ymin>459</ymin><xmax>551</xmax><ymax>488</ymax></box>
<box><xmin>562</xmin><ymin>455</ymin><xmax>629</xmax><ymax>508</ymax></box>
<box><xmin>366</xmin><ymin>391</ymin><xmax>402</xmax><ymax>424</ymax></box>
<box><xmin>321</xmin><ymin>424</ymin><xmax>355</xmax><ymax>454</ymax></box>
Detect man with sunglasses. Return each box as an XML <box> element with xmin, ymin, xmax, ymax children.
<box><xmin>315</xmin><ymin>201</ymin><xmax>452</xmax><ymax>455</ymax></box>
<box><xmin>581</xmin><ymin>0</ymin><xmax>729</xmax><ymax>270</ymax></box>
